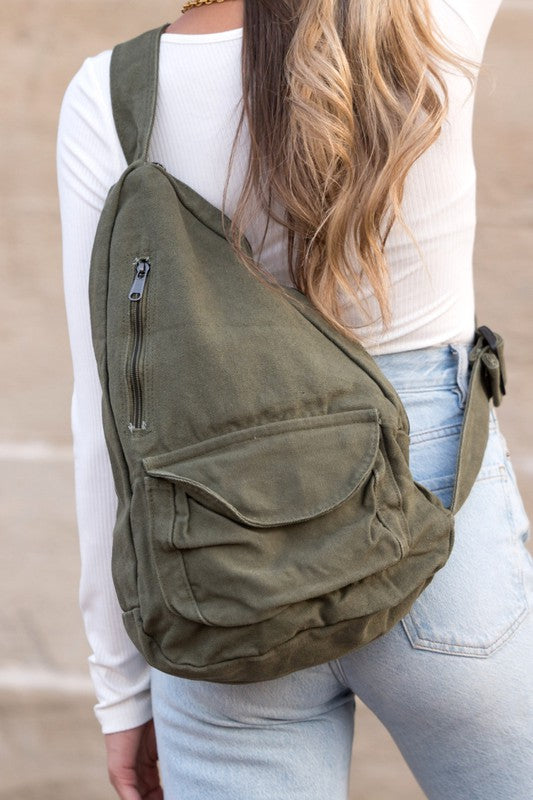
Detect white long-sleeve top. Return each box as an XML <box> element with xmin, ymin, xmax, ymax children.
<box><xmin>57</xmin><ymin>0</ymin><xmax>502</xmax><ymax>733</ymax></box>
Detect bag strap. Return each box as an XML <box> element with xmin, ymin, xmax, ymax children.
<box><xmin>110</xmin><ymin>23</ymin><xmax>169</xmax><ymax>165</ymax></box>
<box><xmin>108</xmin><ymin>26</ymin><xmax>507</xmax><ymax>517</ymax></box>
<box><xmin>450</xmin><ymin>326</ymin><xmax>506</xmax><ymax>513</ymax></box>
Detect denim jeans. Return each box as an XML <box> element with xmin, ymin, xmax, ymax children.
<box><xmin>150</xmin><ymin>343</ymin><xmax>533</xmax><ymax>799</ymax></box>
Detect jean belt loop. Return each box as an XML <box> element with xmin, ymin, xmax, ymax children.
<box><xmin>449</xmin><ymin>343</ymin><xmax>469</xmax><ymax>408</ymax></box>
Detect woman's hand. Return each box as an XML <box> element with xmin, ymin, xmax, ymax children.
<box><xmin>105</xmin><ymin>719</ymin><xmax>163</xmax><ymax>799</ymax></box>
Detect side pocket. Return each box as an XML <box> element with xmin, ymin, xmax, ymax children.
<box><xmin>141</xmin><ymin>409</ymin><xmax>417</xmax><ymax>630</ymax></box>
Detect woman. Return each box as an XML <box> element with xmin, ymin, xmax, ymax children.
<box><xmin>57</xmin><ymin>1</ymin><xmax>532</xmax><ymax>798</ymax></box>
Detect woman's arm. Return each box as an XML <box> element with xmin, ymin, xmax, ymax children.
<box><xmin>56</xmin><ymin>51</ymin><xmax>152</xmax><ymax>735</ymax></box>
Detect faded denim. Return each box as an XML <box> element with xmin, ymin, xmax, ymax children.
<box><xmin>151</xmin><ymin>343</ymin><xmax>533</xmax><ymax>800</ymax></box>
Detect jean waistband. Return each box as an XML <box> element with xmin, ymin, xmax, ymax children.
<box><xmin>372</xmin><ymin>342</ymin><xmax>473</xmax><ymax>399</ymax></box>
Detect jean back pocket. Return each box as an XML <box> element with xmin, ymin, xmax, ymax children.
<box><xmin>402</xmin><ymin>415</ymin><xmax>530</xmax><ymax>657</ymax></box>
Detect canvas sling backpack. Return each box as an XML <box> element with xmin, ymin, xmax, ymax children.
<box><xmin>88</xmin><ymin>25</ymin><xmax>507</xmax><ymax>683</ymax></box>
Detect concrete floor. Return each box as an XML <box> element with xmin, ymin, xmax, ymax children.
<box><xmin>1</xmin><ymin>2</ymin><xmax>531</xmax><ymax>798</ymax></box>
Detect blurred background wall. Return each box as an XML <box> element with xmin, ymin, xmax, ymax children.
<box><xmin>0</xmin><ymin>1</ymin><xmax>531</xmax><ymax>798</ymax></box>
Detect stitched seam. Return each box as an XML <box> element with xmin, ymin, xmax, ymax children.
<box><xmin>422</xmin><ymin>463</ymin><xmax>509</xmax><ymax>493</ymax></box>
<box><xmin>395</xmin><ymin>385</ymin><xmax>458</xmax><ymax>395</ymax></box>
<box><xmin>145</xmin><ymin>478</ymin><xmax>213</xmax><ymax>627</ymax></box>
<box><xmin>500</xmin><ymin>462</ymin><xmax>530</xmax><ymax>624</ymax></box>
<box><xmin>132</xmin><ymin>606</ymin><xmax>380</xmax><ymax>672</ymax></box>
<box><xmin>410</xmin><ymin>419</ymin><xmax>497</xmax><ymax>445</ymax></box>
<box><xmin>372</xmin><ymin>469</ymin><xmax>407</xmax><ymax>559</ymax></box>
<box><xmin>330</xmin><ymin>658</ymin><xmax>350</xmax><ymax>687</ymax></box>
<box><xmin>409</xmin><ymin>423</ymin><xmax>462</xmax><ymax>444</ymax></box>
<box><xmin>175</xmin><ymin>549</ymin><xmax>214</xmax><ymax>627</ymax></box>
<box><xmin>145</xmin><ymin>416</ymin><xmax>380</xmax><ymax>527</ymax></box>
<box><xmin>141</xmin><ymin>28</ymin><xmax>164</xmax><ymax>161</ymax></box>
<box><xmin>404</xmin><ymin>608</ymin><xmax>528</xmax><ymax>655</ymax></box>
<box><xmin>145</xmin><ymin>408</ymin><xmax>379</xmax><ymax>467</ymax></box>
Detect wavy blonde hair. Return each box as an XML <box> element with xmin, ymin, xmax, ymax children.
<box><xmin>222</xmin><ymin>0</ymin><xmax>480</xmax><ymax>339</ymax></box>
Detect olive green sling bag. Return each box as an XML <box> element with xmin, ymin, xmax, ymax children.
<box><xmin>88</xmin><ymin>25</ymin><xmax>506</xmax><ymax>682</ymax></box>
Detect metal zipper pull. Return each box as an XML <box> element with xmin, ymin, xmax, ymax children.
<box><xmin>128</xmin><ymin>259</ymin><xmax>151</xmax><ymax>301</ymax></box>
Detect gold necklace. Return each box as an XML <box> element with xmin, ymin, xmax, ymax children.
<box><xmin>182</xmin><ymin>0</ymin><xmax>231</xmax><ymax>13</ymax></box>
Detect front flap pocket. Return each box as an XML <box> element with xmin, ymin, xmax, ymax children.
<box><xmin>141</xmin><ymin>408</ymin><xmax>409</xmax><ymax>627</ymax></box>
<box><xmin>143</xmin><ymin>409</ymin><xmax>380</xmax><ymax>527</ymax></box>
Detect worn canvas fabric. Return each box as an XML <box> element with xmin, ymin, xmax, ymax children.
<box><xmin>88</xmin><ymin>25</ymin><xmax>506</xmax><ymax>683</ymax></box>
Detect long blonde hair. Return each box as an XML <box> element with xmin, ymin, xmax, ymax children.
<box><xmin>222</xmin><ymin>0</ymin><xmax>479</xmax><ymax>339</ymax></box>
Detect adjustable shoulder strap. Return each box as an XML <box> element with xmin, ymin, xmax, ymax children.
<box><xmin>450</xmin><ymin>326</ymin><xmax>506</xmax><ymax>514</ymax></box>
<box><xmin>110</xmin><ymin>23</ymin><xmax>169</xmax><ymax>165</ymax></box>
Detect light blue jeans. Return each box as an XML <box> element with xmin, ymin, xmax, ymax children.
<box><xmin>151</xmin><ymin>343</ymin><xmax>533</xmax><ymax>799</ymax></box>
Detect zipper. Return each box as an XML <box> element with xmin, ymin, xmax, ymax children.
<box><xmin>127</xmin><ymin>258</ymin><xmax>151</xmax><ymax>431</ymax></box>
